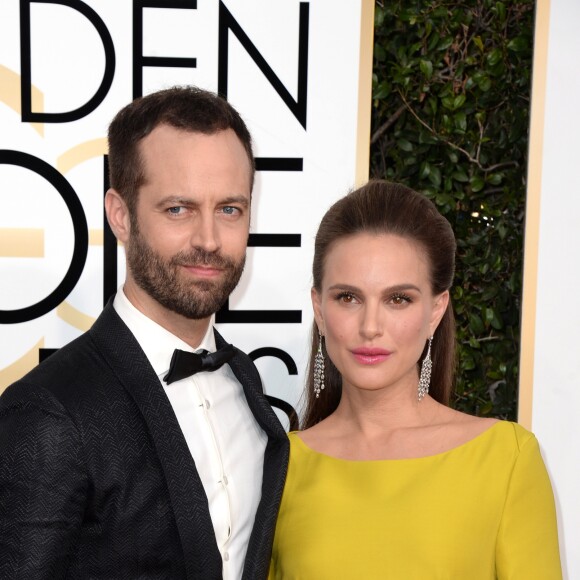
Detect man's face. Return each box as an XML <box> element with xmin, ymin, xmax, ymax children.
<box><xmin>124</xmin><ymin>125</ymin><xmax>252</xmax><ymax>320</ymax></box>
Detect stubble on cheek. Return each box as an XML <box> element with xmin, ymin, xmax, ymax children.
<box><xmin>126</xmin><ymin>228</ymin><xmax>246</xmax><ymax>320</ymax></box>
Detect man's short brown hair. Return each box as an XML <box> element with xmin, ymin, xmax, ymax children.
<box><xmin>107</xmin><ymin>86</ymin><xmax>255</xmax><ymax>214</ymax></box>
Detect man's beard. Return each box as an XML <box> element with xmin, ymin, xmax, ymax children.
<box><xmin>126</xmin><ymin>226</ymin><xmax>246</xmax><ymax>320</ymax></box>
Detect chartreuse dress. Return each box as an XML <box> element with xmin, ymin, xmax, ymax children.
<box><xmin>269</xmin><ymin>422</ymin><xmax>561</xmax><ymax>579</ymax></box>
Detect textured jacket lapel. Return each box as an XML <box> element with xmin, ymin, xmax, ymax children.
<box><xmin>89</xmin><ymin>303</ymin><xmax>222</xmax><ymax>580</ymax></box>
<box><xmin>214</xmin><ymin>330</ymin><xmax>290</xmax><ymax>580</ymax></box>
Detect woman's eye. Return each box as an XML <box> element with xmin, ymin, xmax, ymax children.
<box><xmin>337</xmin><ymin>292</ymin><xmax>357</xmax><ymax>304</ymax></box>
<box><xmin>390</xmin><ymin>293</ymin><xmax>411</xmax><ymax>306</ymax></box>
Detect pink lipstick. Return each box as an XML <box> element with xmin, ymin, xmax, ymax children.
<box><xmin>351</xmin><ymin>348</ymin><xmax>391</xmax><ymax>365</ymax></box>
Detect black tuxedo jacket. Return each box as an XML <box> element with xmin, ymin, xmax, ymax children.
<box><xmin>0</xmin><ymin>302</ymin><xmax>289</xmax><ymax>579</ymax></box>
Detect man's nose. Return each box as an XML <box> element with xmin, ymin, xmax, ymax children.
<box><xmin>190</xmin><ymin>212</ymin><xmax>220</xmax><ymax>253</ymax></box>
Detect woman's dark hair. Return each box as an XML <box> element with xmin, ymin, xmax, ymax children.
<box><xmin>107</xmin><ymin>85</ymin><xmax>255</xmax><ymax>215</ymax></box>
<box><xmin>303</xmin><ymin>180</ymin><xmax>457</xmax><ymax>428</ymax></box>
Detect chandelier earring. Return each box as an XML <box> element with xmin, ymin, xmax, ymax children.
<box><xmin>314</xmin><ymin>332</ymin><xmax>326</xmax><ymax>398</ymax></box>
<box><xmin>417</xmin><ymin>336</ymin><xmax>433</xmax><ymax>401</ymax></box>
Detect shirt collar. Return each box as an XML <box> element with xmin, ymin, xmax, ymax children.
<box><xmin>113</xmin><ymin>287</ymin><xmax>216</xmax><ymax>377</ymax></box>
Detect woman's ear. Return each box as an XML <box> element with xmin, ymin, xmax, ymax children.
<box><xmin>429</xmin><ymin>290</ymin><xmax>450</xmax><ymax>336</ymax></box>
<box><xmin>311</xmin><ymin>287</ymin><xmax>325</xmax><ymax>336</ymax></box>
<box><xmin>104</xmin><ymin>189</ymin><xmax>131</xmax><ymax>244</ymax></box>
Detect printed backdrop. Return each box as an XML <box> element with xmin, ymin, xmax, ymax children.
<box><xmin>520</xmin><ymin>0</ymin><xmax>578</xmax><ymax>575</ymax></box>
<box><xmin>0</xmin><ymin>0</ymin><xmax>374</xmax><ymax>429</ymax></box>
<box><xmin>2</xmin><ymin>0</ymin><xmax>577</xmax><ymax>575</ymax></box>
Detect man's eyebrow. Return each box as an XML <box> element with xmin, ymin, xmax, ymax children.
<box><xmin>155</xmin><ymin>195</ymin><xmax>250</xmax><ymax>208</ymax></box>
<box><xmin>219</xmin><ymin>195</ymin><xmax>250</xmax><ymax>208</ymax></box>
<box><xmin>155</xmin><ymin>196</ymin><xmax>198</xmax><ymax>208</ymax></box>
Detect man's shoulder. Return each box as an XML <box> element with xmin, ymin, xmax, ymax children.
<box><xmin>3</xmin><ymin>332</ymin><xmax>103</xmax><ymax>409</ymax></box>
<box><xmin>1</xmin><ymin>305</ymin><xmax>132</xmax><ymax>411</ymax></box>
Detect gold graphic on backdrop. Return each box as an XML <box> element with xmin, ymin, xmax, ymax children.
<box><xmin>56</xmin><ymin>139</ymin><xmax>109</xmax><ymax>329</ymax></box>
<box><xmin>0</xmin><ymin>65</ymin><xmax>44</xmax><ymax>136</ymax></box>
<box><xmin>58</xmin><ymin>139</ymin><xmax>111</xmax><ymax>248</ymax></box>
<box><xmin>0</xmin><ymin>228</ymin><xmax>44</xmax><ymax>257</ymax></box>
<box><xmin>56</xmin><ymin>301</ymin><xmax>95</xmax><ymax>332</ymax></box>
<box><xmin>57</xmin><ymin>138</ymin><xmax>108</xmax><ymax>174</ymax></box>
<box><xmin>0</xmin><ymin>338</ymin><xmax>44</xmax><ymax>395</ymax></box>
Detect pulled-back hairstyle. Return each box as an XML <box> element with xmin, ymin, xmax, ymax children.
<box><xmin>303</xmin><ymin>180</ymin><xmax>457</xmax><ymax>428</ymax></box>
<box><xmin>107</xmin><ymin>86</ymin><xmax>254</xmax><ymax>214</ymax></box>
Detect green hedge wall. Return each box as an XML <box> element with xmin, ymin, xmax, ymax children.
<box><xmin>370</xmin><ymin>0</ymin><xmax>535</xmax><ymax>419</ymax></box>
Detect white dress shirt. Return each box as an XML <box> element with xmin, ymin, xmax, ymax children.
<box><xmin>114</xmin><ymin>289</ymin><xmax>267</xmax><ymax>580</ymax></box>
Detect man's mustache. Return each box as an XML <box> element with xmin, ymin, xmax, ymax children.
<box><xmin>170</xmin><ymin>248</ymin><xmax>239</xmax><ymax>270</ymax></box>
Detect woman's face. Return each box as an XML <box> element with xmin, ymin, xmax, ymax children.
<box><xmin>312</xmin><ymin>233</ymin><xmax>449</xmax><ymax>397</ymax></box>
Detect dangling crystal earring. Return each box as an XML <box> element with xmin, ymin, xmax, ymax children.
<box><xmin>314</xmin><ymin>333</ymin><xmax>325</xmax><ymax>398</ymax></box>
<box><xmin>417</xmin><ymin>336</ymin><xmax>433</xmax><ymax>401</ymax></box>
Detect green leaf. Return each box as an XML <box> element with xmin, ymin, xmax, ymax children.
<box><xmin>438</xmin><ymin>36</ymin><xmax>454</xmax><ymax>51</ymax></box>
<box><xmin>428</xmin><ymin>166</ymin><xmax>442</xmax><ymax>187</ymax></box>
<box><xmin>454</xmin><ymin>111</ymin><xmax>467</xmax><ymax>133</ymax></box>
<box><xmin>397</xmin><ymin>138</ymin><xmax>413</xmax><ymax>152</ymax></box>
<box><xmin>470</xmin><ymin>176</ymin><xmax>485</xmax><ymax>192</ymax></box>
<box><xmin>476</xmin><ymin>75</ymin><xmax>492</xmax><ymax>92</ymax></box>
<box><xmin>373</xmin><ymin>80</ymin><xmax>391</xmax><ymax>100</ymax></box>
<box><xmin>484</xmin><ymin>307</ymin><xmax>494</xmax><ymax>323</ymax></box>
<box><xmin>427</xmin><ymin>32</ymin><xmax>441</xmax><ymax>52</ymax></box>
<box><xmin>435</xmin><ymin>192</ymin><xmax>454</xmax><ymax>206</ymax></box>
<box><xmin>442</xmin><ymin>97</ymin><xmax>455</xmax><ymax>110</ymax></box>
<box><xmin>486</xmin><ymin>48</ymin><xmax>503</xmax><ymax>67</ymax></box>
<box><xmin>374</xmin><ymin>44</ymin><xmax>387</xmax><ymax>62</ymax></box>
<box><xmin>482</xmin><ymin>286</ymin><xmax>498</xmax><ymax>301</ymax></box>
<box><xmin>453</xmin><ymin>94</ymin><xmax>466</xmax><ymax>109</ymax></box>
<box><xmin>452</xmin><ymin>169</ymin><xmax>469</xmax><ymax>183</ymax></box>
<box><xmin>495</xmin><ymin>2</ymin><xmax>507</xmax><ymax>23</ymax></box>
<box><xmin>420</xmin><ymin>59</ymin><xmax>433</xmax><ymax>78</ymax></box>
<box><xmin>469</xmin><ymin>314</ymin><xmax>485</xmax><ymax>335</ymax></box>
<box><xmin>507</xmin><ymin>36</ymin><xmax>529</xmax><ymax>53</ymax></box>
<box><xmin>491</xmin><ymin>313</ymin><xmax>503</xmax><ymax>330</ymax></box>
<box><xmin>462</xmin><ymin>355</ymin><xmax>476</xmax><ymax>371</ymax></box>
<box><xmin>374</xmin><ymin>6</ymin><xmax>385</xmax><ymax>27</ymax></box>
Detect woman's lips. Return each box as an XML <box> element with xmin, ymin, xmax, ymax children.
<box><xmin>351</xmin><ymin>348</ymin><xmax>392</xmax><ymax>365</ymax></box>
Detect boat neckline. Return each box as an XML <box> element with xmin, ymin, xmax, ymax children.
<box><xmin>289</xmin><ymin>420</ymin><xmax>507</xmax><ymax>463</ymax></box>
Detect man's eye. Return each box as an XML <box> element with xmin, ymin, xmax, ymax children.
<box><xmin>168</xmin><ymin>206</ymin><xmax>184</xmax><ymax>215</ymax></box>
<box><xmin>222</xmin><ymin>206</ymin><xmax>240</xmax><ymax>215</ymax></box>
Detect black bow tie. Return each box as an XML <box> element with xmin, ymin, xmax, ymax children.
<box><xmin>163</xmin><ymin>344</ymin><xmax>237</xmax><ymax>385</ymax></box>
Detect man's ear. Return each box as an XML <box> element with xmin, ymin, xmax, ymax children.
<box><xmin>311</xmin><ymin>287</ymin><xmax>325</xmax><ymax>336</ymax></box>
<box><xmin>104</xmin><ymin>189</ymin><xmax>131</xmax><ymax>244</ymax></box>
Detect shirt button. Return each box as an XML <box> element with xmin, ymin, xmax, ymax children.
<box><xmin>205</xmin><ymin>399</ymin><xmax>211</xmax><ymax>409</ymax></box>
<box><xmin>224</xmin><ymin>552</ymin><xmax>230</xmax><ymax>561</ymax></box>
